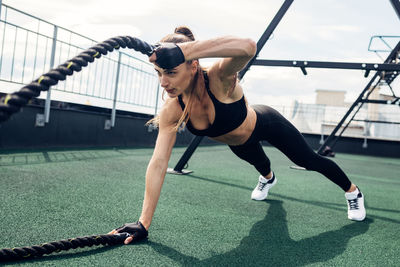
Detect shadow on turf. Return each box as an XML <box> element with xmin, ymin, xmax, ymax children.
<box><xmin>187</xmin><ymin>174</ymin><xmax>400</xmax><ymax>224</ymax></box>
<box><xmin>148</xmin><ymin>200</ymin><xmax>373</xmax><ymax>266</ymax></box>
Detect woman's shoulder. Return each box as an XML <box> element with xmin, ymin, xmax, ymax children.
<box><xmin>159</xmin><ymin>97</ymin><xmax>182</xmax><ymax>124</ymax></box>
<box><xmin>207</xmin><ymin>65</ymin><xmax>242</xmax><ymax>100</ymax></box>
<box><xmin>164</xmin><ymin>97</ymin><xmax>181</xmax><ymax>109</ymax></box>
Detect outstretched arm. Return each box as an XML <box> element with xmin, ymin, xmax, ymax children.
<box><xmin>139</xmin><ymin>121</ymin><xmax>176</xmax><ymax>230</ymax></box>
<box><xmin>110</xmin><ymin>100</ymin><xmax>178</xmax><ymax>244</ymax></box>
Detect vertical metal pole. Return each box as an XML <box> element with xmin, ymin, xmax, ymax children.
<box><xmin>0</xmin><ymin>3</ymin><xmax>6</xmax><ymax>77</ymax></box>
<box><xmin>44</xmin><ymin>25</ymin><xmax>58</xmax><ymax>123</ymax></box>
<box><xmin>111</xmin><ymin>51</ymin><xmax>122</xmax><ymax>127</ymax></box>
<box><xmin>319</xmin><ymin>123</ymin><xmax>324</xmax><ymax>145</ymax></box>
<box><xmin>0</xmin><ymin>0</ymin><xmax>2</xmax><ymax>20</ymax></box>
<box><xmin>167</xmin><ymin>135</ymin><xmax>204</xmax><ymax>175</ymax></box>
<box><xmin>362</xmin><ymin>122</ymin><xmax>369</xmax><ymax>149</ymax></box>
<box><xmin>239</xmin><ymin>0</ymin><xmax>294</xmax><ymax>80</ymax></box>
<box><xmin>154</xmin><ymin>83</ymin><xmax>160</xmax><ymax>116</ymax></box>
<box><xmin>389</xmin><ymin>0</ymin><xmax>400</xmax><ymax>21</ymax></box>
<box><xmin>147</xmin><ymin>82</ymin><xmax>160</xmax><ymax>133</ymax></box>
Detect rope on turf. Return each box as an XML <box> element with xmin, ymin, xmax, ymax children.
<box><xmin>0</xmin><ymin>36</ymin><xmax>155</xmax><ymax>123</ymax></box>
<box><xmin>0</xmin><ymin>232</ymin><xmax>131</xmax><ymax>262</ymax></box>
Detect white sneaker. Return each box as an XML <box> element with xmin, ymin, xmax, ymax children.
<box><xmin>251</xmin><ymin>172</ymin><xmax>277</xmax><ymax>201</ymax></box>
<box><xmin>345</xmin><ymin>187</ymin><xmax>366</xmax><ymax>221</ymax></box>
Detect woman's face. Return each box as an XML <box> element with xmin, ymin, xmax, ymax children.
<box><xmin>154</xmin><ymin>61</ymin><xmax>197</xmax><ymax>98</ymax></box>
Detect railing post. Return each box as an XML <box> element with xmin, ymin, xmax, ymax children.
<box><xmin>43</xmin><ymin>25</ymin><xmax>58</xmax><ymax>124</ymax></box>
<box><xmin>147</xmin><ymin>83</ymin><xmax>161</xmax><ymax>133</ymax></box>
<box><xmin>154</xmin><ymin>83</ymin><xmax>160</xmax><ymax>116</ymax></box>
<box><xmin>319</xmin><ymin>123</ymin><xmax>325</xmax><ymax>145</ymax></box>
<box><xmin>111</xmin><ymin>51</ymin><xmax>122</xmax><ymax>127</ymax></box>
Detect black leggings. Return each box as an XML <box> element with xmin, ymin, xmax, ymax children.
<box><xmin>229</xmin><ymin>105</ymin><xmax>352</xmax><ymax>191</ymax></box>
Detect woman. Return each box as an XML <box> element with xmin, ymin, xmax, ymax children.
<box><xmin>109</xmin><ymin>26</ymin><xmax>366</xmax><ymax>244</ymax></box>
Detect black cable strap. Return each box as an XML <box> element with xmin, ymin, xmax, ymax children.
<box><xmin>0</xmin><ymin>36</ymin><xmax>155</xmax><ymax>123</ymax></box>
<box><xmin>0</xmin><ymin>232</ymin><xmax>131</xmax><ymax>262</ymax></box>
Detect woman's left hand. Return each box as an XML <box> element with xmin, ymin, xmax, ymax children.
<box><xmin>108</xmin><ymin>221</ymin><xmax>148</xmax><ymax>245</ymax></box>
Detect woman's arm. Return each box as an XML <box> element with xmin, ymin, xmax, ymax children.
<box><xmin>110</xmin><ymin>100</ymin><xmax>179</xmax><ymax>244</ymax></box>
<box><xmin>139</xmin><ymin>100</ymin><xmax>179</xmax><ymax>228</ymax></box>
<box><xmin>180</xmin><ymin>36</ymin><xmax>257</xmax><ymax>77</ymax></box>
<box><xmin>139</xmin><ymin>121</ymin><xmax>176</xmax><ymax>229</ymax></box>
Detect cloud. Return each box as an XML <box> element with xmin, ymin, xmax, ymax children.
<box><xmin>68</xmin><ymin>24</ymin><xmax>142</xmax><ymax>42</ymax></box>
<box><xmin>2</xmin><ymin>0</ymin><xmax>400</xmax><ymax>110</ymax></box>
<box><xmin>314</xmin><ymin>25</ymin><xmax>361</xmax><ymax>41</ymax></box>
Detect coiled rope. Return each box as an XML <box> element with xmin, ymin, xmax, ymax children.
<box><xmin>0</xmin><ymin>232</ymin><xmax>131</xmax><ymax>262</ymax></box>
<box><xmin>0</xmin><ymin>37</ymin><xmax>151</xmax><ymax>261</ymax></box>
<box><xmin>0</xmin><ymin>36</ymin><xmax>155</xmax><ymax>123</ymax></box>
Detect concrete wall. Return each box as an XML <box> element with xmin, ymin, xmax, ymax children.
<box><xmin>301</xmin><ymin>133</ymin><xmax>400</xmax><ymax>158</ymax></box>
<box><xmin>1</xmin><ymin>104</ymin><xmax>399</xmax><ymax>158</ymax></box>
<box><xmin>0</xmin><ymin>105</ymin><xmax>210</xmax><ymax>150</ymax></box>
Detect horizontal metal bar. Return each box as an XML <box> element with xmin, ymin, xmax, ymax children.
<box><xmin>2</xmin><ymin>4</ymin><xmax>99</xmax><ymax>43</ymax></box>
<box><xmin>361</xmin><ymin>99</ymin><xmax>400</xmax><ymax>104</ymax></box>
<box><xmin>353</xmin><ymin>119</ymin><xmax>400</xmax><ymax>125</ymax></box>
<box><xmin>253</xmin><ymin>59</ymin><xmax>400</xmax><ymax>71</ymax></box>
<box><xmin>0</xmin><ymin>20</ymin><xmax>53</xmax><ymax>40</ymax></box>
<box><xmin>368</xmin><ymin>35</ymin><xmax>400</xmax><ymax>52</ymax></box>
<box><xmin>0</xmin><ymin>21</ymin><xmax>154</xmax><ymax>67</ymax></box>
<box><xmin>0</xmin><ymin>78</ymin><xmax>155</xmax><ymax>108</ymax></box>
<box><xmin>0</xmin><ymin>22</ymin><xmax>156</xmax><ymax>78</ymax></box>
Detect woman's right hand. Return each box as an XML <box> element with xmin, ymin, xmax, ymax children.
<box><xmin>149</xmin><ymin>43</ymin><xmax>185</xmax><ymax>69</ymax></box>
<box><xmin>108</xmin><ymin>221</ymin><xmax>148</xmax><ymax>245</ymax></box>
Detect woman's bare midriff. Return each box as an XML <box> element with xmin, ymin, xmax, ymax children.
<box><xmin>211</xmin><ymin>107</ymin><xmax>257</xmax><ymax>146</ymax></box>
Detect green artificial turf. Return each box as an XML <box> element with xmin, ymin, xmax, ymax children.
<box><xmin>0</xmin><ymin>145</ymin><xmax>399</xmax><ymax>266</ymax></box>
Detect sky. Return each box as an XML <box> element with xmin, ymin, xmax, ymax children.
<box><xmin>2</xmin><ymin>0</ymin><xmax>400</xmax><ymax>107</ymax></box>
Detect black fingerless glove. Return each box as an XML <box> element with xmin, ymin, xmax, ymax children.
<box><xmin>153</xmin><ymin>43</ymin><xmax>185</xmax><ymax>69</ymax></box>
<box><xmin>115</xmin><ymin>221</ymin><xmax>148</xmax><ymax>240</ymax></box>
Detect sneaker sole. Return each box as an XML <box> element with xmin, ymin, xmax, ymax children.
<box><xmin>348</xmin><ymin>214</ymin><xmax>366</xmax><ymax>221</ymax></box>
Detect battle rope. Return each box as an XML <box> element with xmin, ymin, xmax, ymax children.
<box><xmin>0</xmin><ymin>36</ymin><xmax>155</xmax><ymax>123</ymax></box>
<box><xmin>0</xmin><ymin>232</ymin><xmax>131</xmax><ymax>262</ymax></box>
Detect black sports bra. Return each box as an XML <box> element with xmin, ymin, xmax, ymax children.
<box><xmin>177</xmin><ymin>71</ymin><xmax>247</xmax><ymax>137</ymax></box>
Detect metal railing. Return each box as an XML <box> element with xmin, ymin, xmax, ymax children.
<box><xmin>1</xmin><ymin>2</ymin><xmax>399</xmax><ymax>142</ymax></box>
<box><xmin>0</xmin><ymin>3</ymin><xmax>160</xmax><ymax>126</ymax></box>
<box><xmin>269</xmin><ymin>101</ymin><xmax>400</xmax><ymax>143</ymax></box>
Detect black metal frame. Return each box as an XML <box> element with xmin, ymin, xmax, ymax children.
<box><xmin>167</xmin><ymin>0</ymin><xmax>295</xmax><ymax>175</ymax></box>
<box><xmin>166</xmin><ymin>135</ymin><xmax>203</xmax><ymax>174</ymax></box>
<box><xmin>390</xmin><ymin>0</ymin><xmax>400</xmax><ymax>20</ymax></box>
<box><xmin>253</xmin><ymin>59</ymin><xmax>400</xmax><ymax>75</ymax></box>
<box><xmin>317</xmin><ymin>40</ymin><xmax>400</xmax><ymax>154</ymax></box>
<box><xmin>168</xmin><ymin>0</ymin><xmax>400</xmax><ymax>174</ymax></box>
<box><xmin>317</xmin><ymin>1</ymin><xmax>400</xmax><ymax>153</ymax></box>
<box><xmin>238</xmin><ymin>0</ymin><xmax>295</xmax><ymax>80</ymax></box>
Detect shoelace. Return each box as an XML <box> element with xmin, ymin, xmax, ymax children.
<box><xmin>347</xmin><ymin>198</ymin><xmax>359</xmax><ymax>210</ymax></box>
<box><xmin>257</xmin><ymin>177</ymin><xmax>274</xmax><ymax>191</ymax></box>
<box><xmin>257</xmin><ymin>181</ymin><xmax>268</xmax><ymax>191</ymax></box>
